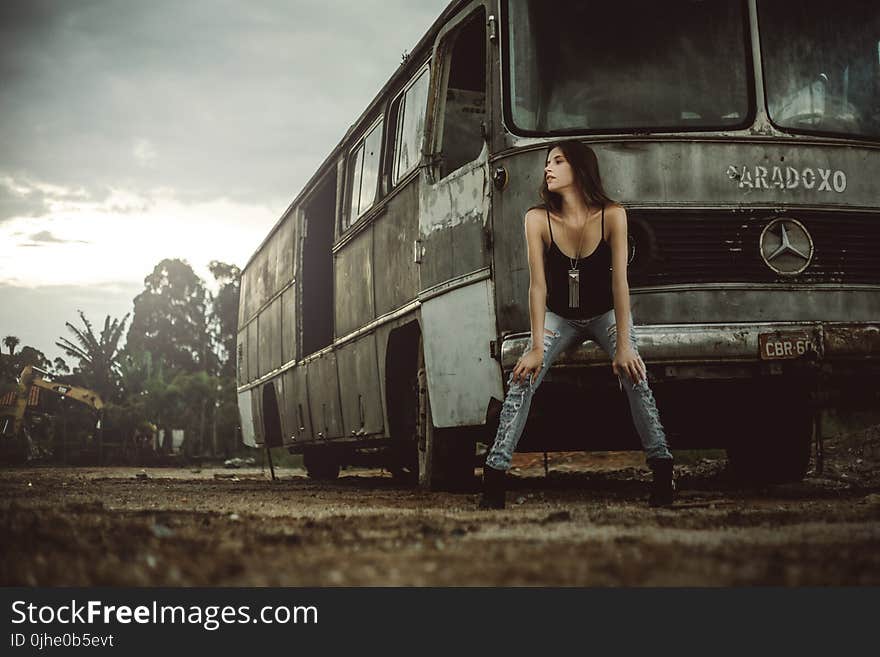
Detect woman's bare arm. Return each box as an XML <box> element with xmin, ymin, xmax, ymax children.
<box><xmin>512</xmin><ymin>208</ymin><xmax>549</xmax><ymax>384</ymax></box>
<box><xmin>607</xmin><ymin>205</ymin><xmax>646</xmax><ymax>383</ymax></box>
<box><xmin>607</xmin><ymin>205</ymin><xmax>632</xmax><ymax>341</ymax></box>
<box><xmin>525</xmin><ymin>208</ymin><xmax>548</xmax><ymax>349</ymax></box>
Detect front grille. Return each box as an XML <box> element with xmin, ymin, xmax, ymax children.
<box><xmin>627</xmin><ymin>211</ymin><xmax>880</xmax><ymax>286</ymax></box>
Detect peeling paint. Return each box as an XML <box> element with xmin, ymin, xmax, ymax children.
<box><xmin>418</xmin><ymin>142</ymin><xmax>489</xmax><ymax>237</ymax></box>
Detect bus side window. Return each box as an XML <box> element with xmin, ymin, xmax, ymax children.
<box><xmin>391</xmin><ymin>66</ymin><xmax>430</xmax><ymax>186</ymax></box>
<box><xmin>345</xmin><ymin>144</ymin><xmax>365</xmax><ymax>230</ymax></box>
<box><xmin>345</xmin><ymin>118</ymin><xmax>383</xmax><ymax>230</ymax></box>
<box><xmin>437</xmin><ymin>8</ymin><xmax>486</xmax><ymax>179</ymax></box>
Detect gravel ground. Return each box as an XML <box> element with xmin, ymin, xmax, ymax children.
<box><xmin>2</xmin><ymin>427</ymin><xmax>879</xmax><ymax>586</ymax></box>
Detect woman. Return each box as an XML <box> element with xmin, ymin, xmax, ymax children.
<box><xmin>479</xmin><ymin>140</ymin><xmax>674</xmax><ymax>509</ymax></box>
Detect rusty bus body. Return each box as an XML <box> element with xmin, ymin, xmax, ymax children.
<box><xmin>237</xmin><ymin>0</ymin><xmax>880</xmax><ymax>488</ymax></box>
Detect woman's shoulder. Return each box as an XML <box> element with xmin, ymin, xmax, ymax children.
<box><xmin>603</xmin><ymin>203</ymin><xmax>627</xmax><ymax>224</ymax></box>
<box><xmin>524</xmin><ymin>205</ymin><xmax>551</xmax><ymax>247</ymax></box>
<box><xmin>525</xmin><ymin>203</ymin><xmax>549</xmax><ymax>218</ymax></box>
<box><xmin>602</xmin><ymin>203</ymin><xmax>627</xmax><ymax>242</ymax></box>
<box><xmin>524</xmin><ymin>204</ymin><xmax>550</xmax><ymax>228</ymax></box>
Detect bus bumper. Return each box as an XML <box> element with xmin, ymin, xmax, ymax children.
<box><xmin>500</xmin><ymin>320</ymin><xmax>880</xmax><ymax>386</ymax></box>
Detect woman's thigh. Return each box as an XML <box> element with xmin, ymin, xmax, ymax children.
<box><xmin>519</xmin><ymin>310</ymin><xmax>582</xmax><ymax>389</ymax></box>
<box><xmin>584</xmin><ymin>309</ymin><xmax>637</xmax><ymax>358</ymax></box>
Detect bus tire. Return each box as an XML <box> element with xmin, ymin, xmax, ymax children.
<box><xmin>303</xmin><ymin>447</ymin><xmax>340</xmax><ymax>480</ymax></box>
<box><xmin>416</xmin><ymin>342</ymin><xmax>477</xmax><ymax>492</ymax></box>
<box><xmin>726</xmin><ymin>411</ymin><xmax>812</xmax><ymax>484</ymax></box>
<box><xmin>387</xmin><ymin>325</ymin><xmax>421</xmax><ymax>485</ymax></box>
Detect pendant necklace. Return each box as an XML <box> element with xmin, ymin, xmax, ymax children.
<box><xmin>565</xmin><ymin>210</ymin><xmax>589</xmax><ymax>309</ymax></box>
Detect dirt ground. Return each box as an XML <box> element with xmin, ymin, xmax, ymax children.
<box><xmin>2</xmin><ymin>428</ymin><xmax>880</xmax><ymax>586</ymax></box>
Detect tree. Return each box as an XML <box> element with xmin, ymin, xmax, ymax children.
<box><xmin>118</xmin><ymin>350</ymin><xmax>152</xmax><ymax>398</ymax></box>
<box><xmin>143</xmin><ymin>363</ymin><xmax>182</xmax><ymax>454</ymax></box>
<box><xmin>56</xmin><ymin>311</ymin><xmax>129</xmax><ymax>402</ymax></box>
<box><xmin>16</xmin><ymin>346</ymin><xmax>50</xmax><ymax>371</ymax></box>
<box><xmin>208</xmin><ymin>261</ymin><xmax>241</xmax><ymax>378</ymax></box>
<box><xmin>126</xmin><ymin>259</ymin><xmax>215</xmax><ymax>376</ymax></box>
<box><xmin>0</xmin><ymin>354</ymin><xmax>14</xmax><ymax>394</ymax></box>
<box><xmin>214</xmin><ymin>376</ymin><xmax>242</xmax><ymax>458</ymax></box>
<box><xmin>4</xmin><ymin>335</ymin><xmax>20</xmax><ymax>355</ymax></box>
<box><xmin>171</xmin><ymin>370</ymin><xmax>220</xmax><ymax>456</ymax></box>
<box><xmin>205</xmin><ymin>261</ymin><xmax>244</xmax><ymax>458</ymax></box>
<box><xmin>0</xmin><ymin>345</ymin><xmax>51</xmax><ymax>396</ymax></box>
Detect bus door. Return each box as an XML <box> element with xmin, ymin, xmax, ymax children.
<box><xmin>419</xmin><ymin>5</ymin><xmax>504</xmax><ymax>429</ymax></box>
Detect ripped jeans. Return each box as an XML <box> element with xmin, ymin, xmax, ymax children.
<box><xmin>486</xmin><ymin>308</ymin><xmax>672</xmax><ymax>471</ymax></box>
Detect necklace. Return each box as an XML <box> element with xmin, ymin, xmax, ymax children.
<box><xmin>563</xmin><ymin>209</ymin><xmax>590</xmax><ymax>309</ymax></box>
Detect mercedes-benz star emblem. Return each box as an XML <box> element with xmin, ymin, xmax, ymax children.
<box><xmin>759</xmin><ymin>218</ymin><xmax>814</xmax><ymax>275</ymax></box>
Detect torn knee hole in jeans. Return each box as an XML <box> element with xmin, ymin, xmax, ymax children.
<box><xmin>498</xmin><ymin>388</ymin><xmax>527</xmax><ymax>441</ymax></box>
<box><xmin>607</xmin><ymin>324</ymin><xmax>618</xmax><ymax>351</ymax></box>
<box><xmin>507</xmin><ymin>389</ymin><xmax>526</xmax><ymax>413</ymax></box>
<box><xmin>542</xmin><ymin>327</ymin><xmax>560</xmax><ymax>349</ymax></box>
<box><xmin>636</xmin><ymin>383</ymin><xmax>664</xmax><ymax>432</ymax></box>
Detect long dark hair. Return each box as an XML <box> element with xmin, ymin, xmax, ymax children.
<box><xmin>539</xmin><ymin>140</ymin><xmax>615</xmax><ymax>214</ymax></box>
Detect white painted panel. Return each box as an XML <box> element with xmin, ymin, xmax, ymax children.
<box><xmin>237</xmin><ymin>390</ymin><xmax>256</xmax><ymax>447</ymax></box>
<box><xmin>420</xmin><ymin>279</ymin><xmax>504</xmax><ymax>427</ymax></box>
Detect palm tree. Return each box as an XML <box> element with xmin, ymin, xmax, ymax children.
<box><xmin>56</xmin><ymin>311</ymin><xmax>130</xmax><ymax>401</ymax></box>
<box><xmin>3</xmin><ymin>335</ymin><xmax>20</xmax><ymax>355</ymax></box>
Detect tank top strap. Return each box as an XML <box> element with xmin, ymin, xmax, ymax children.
<box><xmin>546</xmin><ymin>207</ymin><xmax>554</xmax><ymax>246</ymax></box>
<box><xmin>601</xmin><ymin>205</ymin><xmax>605</xmax><ymax>241</ymax></box>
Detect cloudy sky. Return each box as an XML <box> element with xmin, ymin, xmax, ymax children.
<box><xmin>0</xmin><ymin>0</ymin><xmax>448</xmax><ymax>364</ymax></box>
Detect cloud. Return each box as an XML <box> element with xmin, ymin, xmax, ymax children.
<box><xmin>0</xmin><ymin>175</ymin><xmax>97</xmax><ymax>223</ymax></box>
<box><xmin>0</xmin><ymin>180</ymin><xmax>50</xmax><ymax>223</ymax></box>
<box><xmin>0</xmin><ymin>187</ymin><xmax>276</xmax><ymax>288</ymax></box>
<box><xmin>0</xmin><ymin>174</ymin><xmax>155</xmax><ymax>224</ymax></box>
<box><xmin>0</xmin><ymin>0</ymin><xmax>449</xmax><ymax>362</ymax></box>
<box><xmin>0</xmin><ymin>280</ymin><xmax>139</xmax><ymax>364</ymax></box>
<box><xmin>28</xmin><ymin>230</ymin><xmax>89</xmax><ymax>244</ymax></box>
<box><xmin>133</xmin><ymin>138</ymin><xmax>157</xmax><ymax>166</ymax></box>
<box><xmin>0</xmin><ymin>0</ymin><xmax>448</xmax><ymax>214</ymax></box>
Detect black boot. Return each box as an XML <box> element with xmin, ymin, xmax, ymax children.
<box><xmin>647</xmin><ymin>457</ymin><xmax>675</xmax><ymax>508</ymax></box>
<box><xmin>478</xmin><ymin>465</ymin><xmax>506</xmax><ymax>510</ymax></box>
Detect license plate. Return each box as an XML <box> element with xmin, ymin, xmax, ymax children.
<box><xmin>758</xmin><ymin>331</ymin><xmax>815</xmax><ymax>360</ymax></box>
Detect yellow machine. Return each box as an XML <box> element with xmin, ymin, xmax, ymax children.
<box><xmin>1</xmin><ymin>366</ymin><xmax>104</xmax><ymax>461</ymax></box>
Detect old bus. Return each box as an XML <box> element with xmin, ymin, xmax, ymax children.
<box><xmin>237</xmin><ymin>0</ymin><xmax>880</xmax><ymax>488</ymax></box>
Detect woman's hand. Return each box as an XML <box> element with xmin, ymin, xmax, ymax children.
<box><xmin>513</xmin><ymin>348</ymin><xmax>544</xmax><ymax>386</ymax></box>
<box><xmin>613</xmin><ymin>344</ymin><xmax>646</xmax><ymax>385</ymax></box>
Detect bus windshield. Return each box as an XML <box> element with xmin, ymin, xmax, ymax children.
<box><xmin>505</xmin><ymin>0</ymin><xmax>751</xmax><ymax>134</ymax></box>
<box><xmin>759</xmin><ymin>0</ymin><xmax>880</xmax><ymax>141</ymax></box>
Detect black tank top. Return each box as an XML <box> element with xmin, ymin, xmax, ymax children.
<box><xmin>545</xmin><ymin>206</ymin><xmax>614</xmax><ymax>319</ymax></box>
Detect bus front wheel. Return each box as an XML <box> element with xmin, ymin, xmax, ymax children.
<box><xmin>725</xmin><ymin>410</ymin><xmax>813</xmax><ymax>485</ymax></box>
